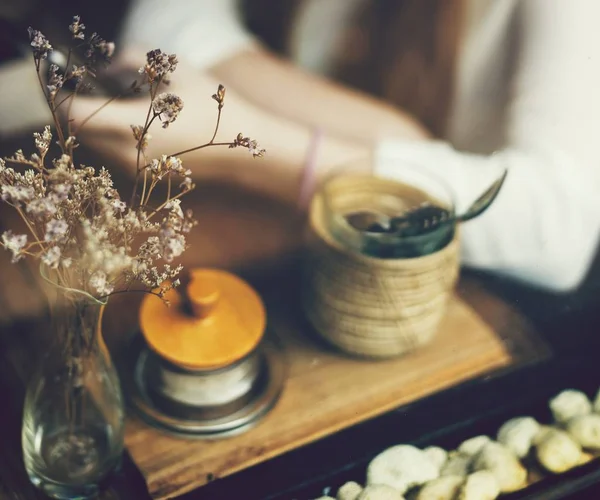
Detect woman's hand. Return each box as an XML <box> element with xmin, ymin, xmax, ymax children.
<box><xmin>212</xmin><ymin>49</ymin><xmax>431</xmax><ymax>144</ymax></box>
<box><xmin>65</xmin><ymin>51</ymin><xmax>369</xmax><ymax>203</ymax></box>
<box><xmin>67</xmin><ymin>52</ymin><xmax>242</xmax><ymax>180</ymax></box>
<box><xmin>66</xmin><ymin>47</ymin><xmax>428</xmax><ymax>205</ymax></box>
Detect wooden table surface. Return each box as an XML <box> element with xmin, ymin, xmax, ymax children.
<box><xmin>0</xmin><ymin>180</ymin><xmax>308</xmax><ymax>500</ymax></box>
<box><xmin>0</xmin><ymin>180</ymin><xmax>599</xmax><ymax>500</ymax></box>
<box><xmin>0</xmin><ymin>264</ymin><xmax>540</xmax><ymax>500</ymax></box>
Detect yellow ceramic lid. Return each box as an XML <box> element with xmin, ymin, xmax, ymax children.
<box><xmin>139</xmin><ymin>269</ymin><xmax>266</xmax><ymax>370</ymax></box>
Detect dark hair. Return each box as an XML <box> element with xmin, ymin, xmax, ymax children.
<box><xmin>242</xmin><ymin>0</ymin><xmax>463</xmax><ymax>137</ymax></box>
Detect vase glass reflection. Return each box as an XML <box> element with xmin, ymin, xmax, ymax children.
<box><xmin>22</xmin><ymin>268</ymin><xmax>124</xmax><ymax>499</ymax></box>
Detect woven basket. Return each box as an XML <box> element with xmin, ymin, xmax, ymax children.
<box><xmin>302</xmin><ymin>175</ymin><xmax>460</xmax><ymax>358</ymax></box>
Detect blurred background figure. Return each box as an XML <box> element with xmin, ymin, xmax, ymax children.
<box><xmin>1</xmin><ymin>0</ymin><xmax>599</xmax><ymax>292</ymax></box>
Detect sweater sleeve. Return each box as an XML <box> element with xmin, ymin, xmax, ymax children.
<box><xmin>374</xmin><ymin>0</ymin><xmax>600</xmax><ymax>292</ymax></box>
<box><xmin>119</xmin><ymin>0</ymin><xmax>256</xmax><ymax>68</ymax></box>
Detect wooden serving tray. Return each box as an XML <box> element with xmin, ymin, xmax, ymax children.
<box><xmin>103</xmin><ymin>278</ymin><xmax>549</xmax><ymax>500</ymax></box>
<box><xmin>278</xmin><ymin>363</ymin><xmax>600</xmax><ymax>500</ymax></box>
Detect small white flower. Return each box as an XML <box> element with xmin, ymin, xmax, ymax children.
<box><xmin>152</xmin><ymin>92</ymin><xmax>184</xmax><ymax>128</ymax></box>
<box><xmin>45</xmin><ymin>219</ymin><xmax>68</xmax><ymax>242</ymax></box>
<box><xmin>1</xmin><ymin>185</ymin><xmax>34</xmax><ymax>204</ymax></box>
<box><xmin>52</xmin><ymin>183</ymin><xmax>71</xmax><ymax>201</ymax></box>
<box><xmin>168</xmin><ymin>156</ymin><xmax>184</xmax><ymax>173</ymax></box>
<box><xmin>111</xmin><ymin>200</ymin><xmax>126</xmax><ymax>213</ymax></box>
<box><xmin>148</xmin><ymin>155</ymin><xmax>186</xmax><ymax>180</ymax></box>
<box><xmin>149</xmin><ymin>158</ymin><xmax>160</xmax><ymax>174</ymax></box>
<box><xmin>159</xmin><ymin>226</ymin><xmax>185</xmax><ymax>263</ymax></box>
<box><xmin>164</xmin><ymin>199</ymin><xmax>184</xmax><ymax>219</ymax></box>
<box><xmin>131</xmin><ymin>125</ymin><xmax>151</xmax><ymax>151</ymax></box>
<box><xmin>33</xmin><ymin>126</ymin><xmax>52</xmax><ymax>155</ymax></box>
<box><xmin>1</xmin><ymin>231</ymin><xmax>27</xmax><ymax>263</ymax></box>
<box><xmin>69</xmin><ymin>15</ymin><xmax>86</xmax><ymax>39</ymax></box>
<box><xmin>89</xmin><ymin>271</ymin><xmax>114</xmax><ymax>296</ymax></box>
<box><xmin>26</xmin><ymin>197</ymin><xmax>57</xmax><ymax>216</ymax></box>
<box><xmin>248</xmin><ymin>140</ymin><xmax>266</xmax><ymax>158</ymax></box>
<box><xmin>180</xmin><ymin>177</ymin><xmax>193</xmax><ymax>191</ymax></box>
<box><xmin>28</xmin><ymin>28</ymin><xmax>52</xmax><ymax>60</ymax></box>
<box><xmin>42</xmin><ymin>246</ymin><xmax>61</xmax><ymax>269</ymax></box>
<box><xmin>232</xmin><ymin>134</ymin><xmax>266</xmax><ymax>158</ymax></box>
<box><xmin>164</xmin><ymin>156</ymin><xmax>183</xmax><ymax>176</ymax></box>
<box><xmin>131</xmin><ymin>258</ymin><xmax>148</xmax><ymax>274</ymax></box>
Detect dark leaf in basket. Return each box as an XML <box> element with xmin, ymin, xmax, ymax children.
<box><xmin>391</xmin><ymin>204</ymin><xmax>451</xmax><ymax>236</ymax></box>
<box><xmin>344</xmin><ymin>211</ymin><xmax>391</xmax><ymax>233</ymax></box>
<box><xmin>460</xmin><ymin>169</ymin><xmax>508</xmax><ymax>223</ymax></box>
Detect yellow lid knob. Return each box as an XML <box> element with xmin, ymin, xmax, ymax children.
<box><xmin>187</xmin><ymin>277</ymin><xmax>221</xmax><ymax>319</ymax></box>
<box><xmin>139</xmin><ymin>269</ymin><xmax>266</xmax><ymax>370</ymax></box>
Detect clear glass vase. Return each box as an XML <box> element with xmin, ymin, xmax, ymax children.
<box><xmin>22</xmin><ymin>277</ymin><xmax>125</xmax><ymax>499</ymax></box>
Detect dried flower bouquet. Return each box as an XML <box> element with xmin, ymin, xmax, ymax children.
<box><xmin>0</xmin><ymin>16</ymin><xmax>265</xmax><ymax>302</ymax></box>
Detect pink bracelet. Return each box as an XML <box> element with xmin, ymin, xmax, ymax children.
<box><xmin>297</xmin><ymin>128</ymin><xmax>324</xmax><ymax>211</ymax></box>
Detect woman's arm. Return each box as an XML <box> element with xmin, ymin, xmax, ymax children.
<box><xmin>211</xmin><ymin>49</ymin><xmax>429</xmax><ymax>144</ymax></box>
<box><xmin>374</xmin><ymin>0</ymin><xmax>600</xmax><ymax>292</ymax></box>
<box><xmin>69</xmin><ymin>62</ymin><xmax>374</xmax><ymax>203</ymax></box>
<box><xmin>118</xmin><ymin>0</ymin><xmax>428</xmax><ymax>146</ymax></box>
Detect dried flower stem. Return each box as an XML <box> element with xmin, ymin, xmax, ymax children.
<box><xmin>132</xmin><ymin>77</ymin><xmax>163</xmax><ymax>206</ymax></box>
<box><xmin>34</xmin><ymin>60</ymin><xmax>67</xmax><ymax>154</ymax></box>
<box><xmin>61</xmin><ymin>49</ymin><xmax>75</xmax><ymax>144</ymax></box>
<box><xmin>73</xmin><ymin>94</ymin><xmax>121</xmax><ymax>134</ymax></box>
<box><xmin>15</xmin><ymin>206</ymin><xmax>42</xmax><ymax>245</ymax></box>
<box><xmin>97</xmin><ymin>288</ymin><xmax>165</xmax><ymax>301</ymax></box>
<box><xmin>209</xmin><ymin>106</ymin><xmax>222</xmax><ymax>145</ymax></box>
<box><xmin>4</xmin><ymin>157</ymin><xmax>47</xmax><ymax>173</ymax></box>
<box><xmin>66</xmin><ymin>92</ymin><xmax>80</xmax><ymax>146</ymax></box>
<box><xmin>147</xmin><ymin>190</ymin><xmax>188</xmax><ymax>219</ymax></box>
<box><xmin>167</xmin><ymin>141</ymin><xmax>233</xmax><ymax>158</ymax></box>
<box><xmin>139</xmin><ymin>115</ymin><xmax>159</xmax><ymax>204</ymax></box>
<box><xmin>56</xmin><ymin>92</ymin><xmax>75</xmax><ymax>109</ymax></box>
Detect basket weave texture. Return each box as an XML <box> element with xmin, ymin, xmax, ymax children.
<box><xmin>303</xmin><ymin>177</ymin><xmax>460</xmax><ymax>358</ymax></box>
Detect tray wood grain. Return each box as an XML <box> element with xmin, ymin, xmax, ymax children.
<box><xmin>102</xmin><ymin>278</ymin><xmax>550</xmax><ymax>500</ymax></box>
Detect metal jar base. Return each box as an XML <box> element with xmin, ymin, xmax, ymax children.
<box><xmin>120</xmin><ymin>335</ymin><xmax>286</xmax><ymax>438</ymax></box>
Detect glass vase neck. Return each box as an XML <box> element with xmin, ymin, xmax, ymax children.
<box><xmin>39</xmin><ymin>263</ymin><xmax>107</xmax><ymax>307</ymax></box>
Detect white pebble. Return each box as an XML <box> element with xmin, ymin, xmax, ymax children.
<box><xmin>535</xmin><ymin>428</ymin><xmax>582</xmax><ymax>473</ymax></box>
<box><xmin>416</xmin><ymin>475</ymin><xmax>463</xmax><ymax>500</ymax></box>
<box><xmin>440</xmin><ymin>451</ymin><xmax>472</xmax><ymax>477</ymax></box>
<box><xmin>337</xmin><ymin>481</ymin><xmax>363</xmax><ymax>500</ymax></box>
<box><xmin>423</xmin><ymin>446</ymin><xmax>448</xmax><ymax>472</ymax></box>
<box><xmin>458</xmin><ymin>471</ymin><xmax>501</xmax><ymax>500</ymax></box>
<box><xmin>458</xmin><ymin>436</ymin><xmax>492</xmax><ymax>457</ymax></box>
<box><xmin>549</xmin><ymin>390</ymin><xmax>592</xmax><ymax>424</ymax></box>
<box><xmin>357</xmin><ymin>484</ymin><xmax>404</xmax><ymax>500</ymax></box>
<box><xmin>567</xmin><ymin>414</ymin><xmax>600</xmax><ymax>450</ymax></box>
<box><xmin>593</xmin><ymin>388</ymin><xmax>600</xmax><ymax>413</ymax></box>
<box><xmin>367</xmin><ymin>445</ymin><xmax>438</xmax><ymax>494</ymax></box>
<box><xmin>580</xmin><ymin>452</ymin><xmax>594</xmax><ymax>465</ymax></box>
<box><xmin>472</xmin><ymin>442</ymin><xmax>527</xmax><ymax>493</ymax></box>
<box><xmin>532</xmin><ymin>425</ymin><xmax>558</xmax><ymax>446</ymax></box>
<box><xmin>497</xmin><ymin>417</ymin><xmax>541</xmax><ymax>458</ymax></box>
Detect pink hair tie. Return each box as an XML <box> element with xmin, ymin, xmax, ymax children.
<box><xmin>297</xmin><ymin>128</ymin><xmax>324</xmax><ymax>211</ymax></box>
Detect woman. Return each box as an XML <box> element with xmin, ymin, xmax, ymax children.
<box><xmin>24</xmin><ymin>0</ymin><xmax>600</xmax><ymax>291</ymax></box>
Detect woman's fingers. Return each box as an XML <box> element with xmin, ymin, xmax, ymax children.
<box><xmin>67</xmin><ymin>94</ymin><xmax>145</xmax><ymax>133</ymax></box>
<box><xmin>62</xmin><ymin>47</ymin><xmax>154</xmax><ymax>132</ymax></box>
